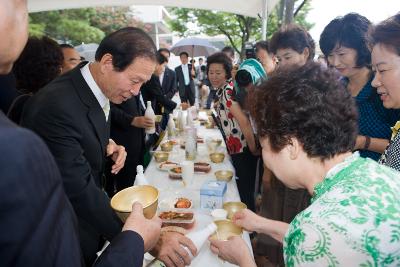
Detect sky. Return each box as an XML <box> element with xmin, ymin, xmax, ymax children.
<box><xmin>307</xmin><ymin>0</ymin><xmax>400</xmax><ymax>49</ymax></box>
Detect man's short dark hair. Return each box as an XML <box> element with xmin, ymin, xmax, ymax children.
<box><xmin>95</xmin><ymin>27</ymin><xmax>156</xmax><ymax>72</ymax></box>
<box><xmin>206</xmin><ymin>52</ymin><xmax>232</xmax><ymax>80</ymax></box>
<box><xmin>250</xmin><ymin>62</ymin><xmax>357</xmax><ymax>160</ymax></box>
<box><xmin>158</xmin><ymin>48</ymin><xmax>170</xmax><ymax>56</ymax></box>
<box><xmin>255</xmin><ymin>40</ymin><xmax>271</xmax><ymax>54</ymax></box>
<box><xmin>369</xmin><ymin>13</ymin><xmax>400</xmax><ymax>56</ymax></box>
<box><xmin>13</xmin><ymin>36</ymin><xmax>63</xmax><ymax>94</ymax></box>
<box><xmin>59</xmin><ymin>44</ymin><xmax>74</xmax><ymax>49</ymax></box>
<box><xmin>270</xmin><ymin>24</ymin><xmax>315</xmax><ymax>61</ymax></box>
<box><xmin>320</xmin><ymin>13</ymin><xmax>371</xmax><ymax>68</ymax></box>
<box><xmin>179</xmin><ymin>51</ymin><xmax>189</xmax><ymax>58</ymax></box>
<box><xmin>156</xmin><ymin>52</ymin><xmax>167</xmax><ymax>65</ymax></box>
<box><xmin>221</xmin><ymin>46</ymin><xmax>235</xmax><ymax>58</ymax></box>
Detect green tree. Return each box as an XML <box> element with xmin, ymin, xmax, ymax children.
<box><xmin>29</xmin><ymin>7</ymin><xmax>143</xmax><ymax>45</ymax></box>
<box><xmin>168</xmin><ymin>0</ymin><xmax>313</xmax><ymax>58</ymax></box>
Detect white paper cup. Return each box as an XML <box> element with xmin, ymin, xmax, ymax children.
<box><xmin>181</xmin><ymin>161</ymin><xmax>194</xmax><ymax>186</ymax></box>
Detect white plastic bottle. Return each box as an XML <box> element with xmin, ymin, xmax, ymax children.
<box><xmin>144</xmin><ymin>101</ymin><xmax>156</xmax><ymax>134</ymax></box>
<box><xmin>167</xmin><ymin>114</ymin><xmax>175</xmax><ymax>137</ymax></box>
<box><xmin>186</xmin><ymin>107</ymin><xmax>193</xmax><ymax>126</ymax></box>
<box><xmin>135</xmin><ymin>165</ymin><xmax>149</xmax><ymax>185</ymax></box>
<box><xmin>183</xmin><ymin>222</ymin><xmax>217</xmax><ymax>259</ymax></box>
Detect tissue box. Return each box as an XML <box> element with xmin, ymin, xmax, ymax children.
<box><xmin>200</xmin><ymin>181</ymin><xmax>227</xmax><ymax>210</ymax></box>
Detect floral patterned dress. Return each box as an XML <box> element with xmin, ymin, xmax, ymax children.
<box><xmin>284</xmin><ymin>153</ymin><xmax>400</xmax><ymax>266</ymax></box>
<box><xmin>214</xmin><ymin>79</ymin><xmax>247</xmax><ymax>155</ymax></box>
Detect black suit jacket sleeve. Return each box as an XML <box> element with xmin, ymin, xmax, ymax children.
<box><xmin>110</xmin><ymin>104</ymin><xmax>135</xmax><ymax>130</ymax></box>
<box><xmin>165</xmin><ymin>69</ymin><xmax>177</xmax><ymax>99</ymax></box>
<box><xmin>0</xmin><ymin>113</ymin><xmax>82</xmax><ymax>267</ymax></box>
<box><xmin>95</xmin><ymin>231</ymin><xmax>144</xmax><ymax>267</ymax></box>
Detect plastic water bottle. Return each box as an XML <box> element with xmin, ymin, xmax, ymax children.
<box><xmin>135</xmin><ymin>165</ymin><xmax>149</xmax><ymax>185</ymax></box>
<box><xmin>182</xmin><ymin>223</ymin><xmax>217</xmax><ymax>259</ymax></box>
<box><xmin>145</xmin><ymin>101</ymin><xmax>155</xmax><ymax>134</ymax></box>
<box><xmin>167</xmin><ymin>114</ymin><xmax>175</xmax><ymax>137</ymax></box>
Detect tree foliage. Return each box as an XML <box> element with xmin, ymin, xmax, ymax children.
<box><xmin>168</xmin><ymin>0</ymin><xmax>313</xmax><ymax>57</ymax></box>
<box><xmin>29</xmin><ymin>7</ymin><xmax>142</xmax><ymax>45</ymax></box>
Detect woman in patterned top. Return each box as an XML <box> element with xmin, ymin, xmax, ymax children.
<box><xmin>209</xmin><ymin>63</ymin><xmax>400</xmax><ymax>267</ymax></box>
<box><xmin>370</xmin><ymin>13</ymin><xmax>400</xmax><ymax>171</ymax></box>
<box><xmin>320</xmin><ymin>13</ymin><xmax>400</xmax><ymax>161</ymax></box>
<box><xmin>208</xmin><ymin>52</ymin><xmax>258</xmax><ymax>211</ymax></box>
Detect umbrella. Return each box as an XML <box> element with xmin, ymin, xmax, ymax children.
<box><xmin>170</xmin><ymin>37</ymin><xmax>218</xmax><ymax>58</ymax></box>
<box><xmin>75</xmin><ymin>43</ymin><xmax>99</xmax><ymax>62</ymax></box>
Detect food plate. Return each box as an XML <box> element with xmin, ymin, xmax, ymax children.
<box><xmin>174</xmin><ymin>197</ymin><xmax>192</xmax><ymax>209</ymax></box>
<box><xmin>157</xmin><ymin>161</ymin><xmax>179</xmax><ymax>172</ymax></box>
<box><xmin>168</xmin><ymin>166</ymin><xmax>182</xmax><ymax>179</ymax></box>
<box><xmin>194</xmin><ymin>162</ymin><xmax>211</xmax><ymax>173</ymax></box>
<box><xmin>158</xmin><ymin>210</ymin><xmax>195</xmax><ymax>229</ymax></box>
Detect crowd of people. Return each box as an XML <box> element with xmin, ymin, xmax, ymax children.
<box><xmin>0</xmin><ymin>0</ymin><xmax>399</xmax><ymax>266</ymax></box>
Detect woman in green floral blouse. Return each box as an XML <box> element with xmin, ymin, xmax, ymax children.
<box><xmin>209</xmin><ymin>62</ymin><xmax>400</xmax><ymax>267</ymax></box>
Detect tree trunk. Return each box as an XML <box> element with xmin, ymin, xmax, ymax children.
<box><xmin>278</xmin><ymin>0</ymin><xmax>285</xmax><ymax>27</ymax></box>
<box><xmin>284</xmin><ymin>0</ymin><xmax>295</xmax><ymax>25</ymax></box>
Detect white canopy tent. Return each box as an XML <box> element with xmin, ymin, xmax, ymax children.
<box><xmin>28</xmin><ymin>0</ymin><xmax>279</xmax><ymax>39</ymax></box>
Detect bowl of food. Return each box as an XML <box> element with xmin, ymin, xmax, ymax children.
<box><xmin>215</xmin><ymin>170</ymin><xmax>234</xmax><ymax>182</ymax></box>
<box><xmin>154</xmin><ymin>151</ymin><xmax>169</xmax><ymax>163</ymax></box>
<box><xmin>160</xmin><ymin>141</ymin><xmax>173</xmax><ymax>152</ymax></box>
<box><xmin>209</xmin><ymin>152</ymin><xmax>225</xmax><ymax>163</ymax></box>
<box><xmin>174</xmin><ymin>197</ymin><xmax>192</xmax><ymax>209</ymax></box>
<box><xmin>168</xmin><ymin>166</ymin><xmax>182</xmax><ymax>179</ymax></box>
<box><xmin>210</xmin><ymin>220</ymin><xmax>243</xmax><ymax>240</ymax></box>
<box><xmin>110</xmin><ymin>185</ymin><xmax>159</xmax><ymax>222</ymax></box>
<box><xmin>223</xmin><ymin>201</ymin><xmax>247</xmax><ymax>220</ymax></box>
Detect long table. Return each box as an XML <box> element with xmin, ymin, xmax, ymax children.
<box><xmin>142</xmin><ymin>114</ymin><xmax>253</xmax><ymax>267</ymax></box>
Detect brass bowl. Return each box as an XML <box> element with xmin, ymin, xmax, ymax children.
<box><xmin>210</xmin><ymin>220</ymin><xmax>243</xmax><ymax>241</ymax></box>
<box><xmin>154</xmin><ymin>151</ymin><xmax>169</xmax><ymax>162</ymax></box>
<box><xmin>111</xmin><ymin>185</ymin><xmax>159</xmax><ymax>222</ymax></box>
<box><xmin>223</xmin><ymin>201</ymin><xmax>247</xmax><ymax>220</ymax></box>
<box><xmin>160</xmin><ymin>142</ymin><xmax>173</xmax><ymax>152</ymax></box>
<box><xmin>212</xmin><ymin>138</ymin><xmax>223</xmax><ymax>146</ymax></box>
<box><xmin>215</xmin><ymin>170</ymin><xmax>234</xmax><ymax>182</ymax></box>
<box><xmin>155</xmin><ymin>115</ymin><xmax>162</xmax><ymax>123</ymax></box>
<box><xmin>209</xmin><ymin>152</ymin><xmax>225</xmax><ymax>163</ymax></box>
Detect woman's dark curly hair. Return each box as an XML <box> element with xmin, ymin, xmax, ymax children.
<box><xmin>206</xmin><ymin>52</ymin><xmax>232</xmax><ymax>80</ymax></box>
<box><xmin>369</xmin><ymin>13</ymin><xmax>400</xmax><ymax>56</ymax></box>
<box><xmin>249</xmin><ymin>62</ymin><xmax>358</xmax><ymax>160</ymax></box>
<box><xmin>13</xmin><ymin>36</ymin><xmax>63</xmax><ymax>94</ymax></box>
<box><xmin>269</xmin><ymin>24</ymin><xmax>315</xmax><ymax>61</ymax></box>
<box><xmin>320</xmin><ymin>13</ymin><xmax>371</xmax><ymax>68</ymax></box>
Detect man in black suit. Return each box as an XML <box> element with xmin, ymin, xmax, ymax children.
<box><xmin>175</xmin><ymin>51</ymin><xmax>196</xmax><ymax>105</ymax></box>
<box><xmin>158</xmin><ymin>48</ymin><xmax>177</xmax><ymax>100</ymax></box>
<box><xmin>0</xmin><ymin>2</ymin><xmax>162</xmax><ymax>267</ymax></box>
<box><xmin>21</xmin><ymin>27</ymin><xmax>161</xmax><ymax>265</ymax></box>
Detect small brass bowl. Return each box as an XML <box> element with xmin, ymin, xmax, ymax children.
<box><xmin>111</xmin><ymin>185</ymin><xmax>159</xmax><ymax>222</ymax></box>
<box><xmin>215</xmin><ymin>170</ymin><xmax>234</xmax><ymax>182</ymax></box>
<box><xmin>209</xmin><ymin>152</ymin><xmax>225</xmax><ymax>163</ymax></box>
<box><xmin>223</xmin><ymin>201</ymin><xmax>247</xmax><ymax>220</ymax></box>
<box><xmin>154</xmin><ymin>151</ymin><xmax>169</xmax><ymax>162</ymax></box>
<box><xmin>160</xmin><ymin>142</ymin><xmax>173</xmax><ymax>152</ymax></box>
<box><xmin>210</xmin><ymin>220</ymin><xmax>243</xmax><ymax>241</ymax></box>
<box><xmin>212</xmin><ymin>138</ymin><xmax>223</xmax><ymax>147</ymax></box>
<box><xmin>155</xmin><ymin>115</ymin><xmax>162</xmax><ymax>123</ymax></box>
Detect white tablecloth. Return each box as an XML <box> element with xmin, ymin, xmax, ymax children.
<box><xmin>142</xmin><ymin>118</ymin><xmax>253</xmax><ymax>267</ymax></box>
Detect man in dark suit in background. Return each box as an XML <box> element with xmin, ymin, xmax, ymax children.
<box><xmin>0</xmin><ymin>2</ymin><xmax>162</xmax><ymax>267</ymax></box>
<box><xmin>158</xmin><ymin>48</ymin><xmax>177</xmax><ymax>100</ymax></box>
<box><xmin>21</xmin><ymin>27</ymin><xmax>161</xmax><ymax>265</ymax></box>
<box><xmin>175</xmin><ymin>51</ymin><xmax>196</xmax><ymax>105</ymax></box>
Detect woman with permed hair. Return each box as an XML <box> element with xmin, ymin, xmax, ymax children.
<box><xmin>208</xmin><ymin>52</ymin><xmax>259</xmax><ymax>211</ymax></box>
<box><xmin>8</xmin><ymin>36</ymin><xmax>63</xmax><ymax>123</ymax></box>
<box><xmin>370</xmin><ymin>13</ymin><xmax>400</xmax><ymax>172</ymax></box>
<box><xmin>209</xmin><ymin>62</ymin><xmax>400</xmax><ymax>267</ymax></box>
<box><xmin>320</xmin><ymin>13</ymin><xmax>400</xmax><ymax>161</ymax></box>
<box><xmin>269</xmin><ymin>24</ymin><xmax>315</xmax><ymax>68</ymax></box>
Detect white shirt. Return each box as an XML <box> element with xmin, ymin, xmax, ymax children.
<box><xmin>159</xmin><ymin>70</ymin><xmax>165</xmax><ymax>86</ymax></box>
<box><xmin>80</xmin><ymin>63</ymin><xmax>110</xmax><ymax>120</ymax></box>
<box><xmin>182</xmin><ymin>64</ymin><xmax>190</xmax><ymax>86</ymax></box>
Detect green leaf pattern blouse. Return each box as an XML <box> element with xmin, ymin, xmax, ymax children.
<box><xmin>283</xmin><ymin>153</ymin><xmax>400</xmax><ymax>266</ymax></box>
